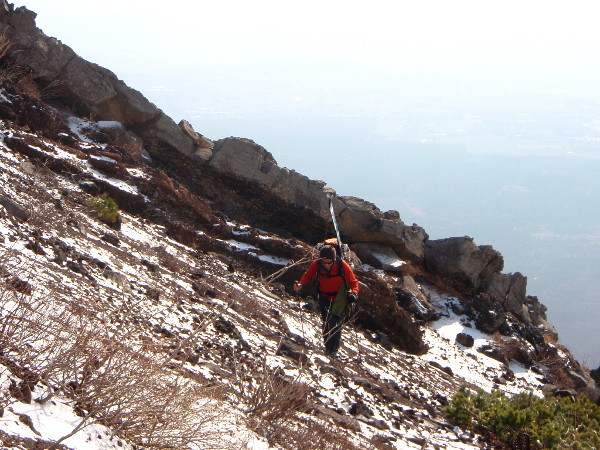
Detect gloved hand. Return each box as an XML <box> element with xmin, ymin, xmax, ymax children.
<box><xmin>347</xmin><ymin>292</ymin><xmax>358</xmax><ymax>304</ymax></box>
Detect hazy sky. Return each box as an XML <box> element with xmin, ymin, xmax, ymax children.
<box><xmin>13</xmin><ymin>0</ymin><xmax>600</xmax><ymax>72</ymax></box>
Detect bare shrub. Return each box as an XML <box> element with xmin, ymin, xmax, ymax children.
<box><xmin>16</xmin><ymin>72</ymin><xmax>41</xmax><ymax>99</ymax></box>
<box><xmin>232</xmin><ymin>355</ymin><xmax>311</xmax><ymax>440</ymax></box>
<box><xmin>249</xmin><ymin>413</ymin><xmax>358</xmax><ymax>450</ymax></box>
<box><xmin>0</xmin><ymin>28</ymin><xmax>10</xmax><ymax>61</ymax></box>
<box><xmin>0</xmin><ymin>252</ymin><xmax>234</xmax><ymax>448</ymax></box>
<box><xmin>0</xmin><ymin>28</ymin><xmax>20</xmax><ymax>82</ymax></box>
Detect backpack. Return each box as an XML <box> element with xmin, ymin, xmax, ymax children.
<box><xmin>316</xmin><ymin>238</ymin><xmax>350</xmax><ymax>262</ymax></box>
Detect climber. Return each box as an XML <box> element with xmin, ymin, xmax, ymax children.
<box><xmin>294</xmin><ymin>244</ymin><xmax>359</xmax><ymax>357</ymax></box>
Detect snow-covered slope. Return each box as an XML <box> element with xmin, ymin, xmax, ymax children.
<box><xmin>0</xmin><ymin>100</ymin><xmax>562</xmax><ymax>449</ymax></box>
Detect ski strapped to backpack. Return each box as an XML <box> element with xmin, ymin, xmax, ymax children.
<box><xmin>328</xmin><ymin>193</ymin><xmax>343</xmax><ymax>254</ymax></box>
<box><xmin>322</xmin><ymin>194</ymin><xmax>350</xmax><ymax>261</ymax></box>
<box><xmin>324</xmin><ymin>193</ymin><xmax>357</xmax><ymax>316</ymax></box>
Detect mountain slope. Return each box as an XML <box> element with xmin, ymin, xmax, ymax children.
<box><xmin>0</xmin><ymin>2</ymin><xmax>598</xmax><ymax>449</ymax></box>
<box><xmin>0</xmin><ymin>108</ymin><xmax>545</xmax><ymax>448</ymax></box>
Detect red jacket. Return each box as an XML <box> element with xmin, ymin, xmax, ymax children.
<box><xmin>299</xmin><ymin>258</ymin><xmax>359</xmax><ymax>301</ymax></box>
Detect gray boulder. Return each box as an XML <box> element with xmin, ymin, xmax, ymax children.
<box><xmin>337</xmin><ymin>197</ymin><xmax>428</xmax><ymax>261</ymax></box>
<box><xmin>482</xmin><ymin>272</ymin><xmax>530</xmax><ymax>323</ymax></box>
<box><xmin>396</xmin><ymin>275</ymin><xmax>436</xmax><ymax>320</ymax></box>
<box><xmin>179</xmin><ymin>120</ymin><xmax>214</xmax><ymax>150</ymax></box>
<box><xmin>208</xmin><ymin>137</ymin><xmax>332</xmax><ymax>216</ymax></box>
<box><xmin>0</xmin><ymin>195</ymin><xmax>30</xmax><ymax>221</ymax></box>
<box><xmin>425</xmin><ymin>236</ymin><xmax>504</xmax><ymax>291</ymax></box>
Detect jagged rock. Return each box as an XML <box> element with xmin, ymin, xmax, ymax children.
<box><xmin>482</xmin><ymin>272</ymin><xmax>530</xmax><ymax>323</ymax></box>
<box><xmin>472</xmin><ymin>293</ymin><xmax>507</xmax><ymax>334</ymax></box>
<box><xmin>456</xmin><ymin>333</ymin><xmax>474</xmax><ymax>347</ymax></box>
<box><xmin>179</xmin><ymin>119</ymin><xmax>214</xmax><ymax>150</ymax></box>
<box><xmin>208</xmin><ymin>138</ymin><xmax>329</xmax><ymax>219</ymax></box>
<box><xmin>477</xmin><ymin>344</ymin><xmax>509</xmax><ymax>365</ymax></box>
<box><xmin>338</xmin><ymin>196</ymin><xmax>428</xmax><ymax>261</ymax></box>
<box><xmin>396</xmin><ymin>275</ymin><xmax>436</xmax><ymax>320</ymax></box>
<box><xmin>208</xmin><ymin>137</ymin><xmax>278</xmax><ymax>184</ymax></box>
<box><xmin>526</xmin><ymin>295</ymin><xmax>552</xmax><ymax>328</ymax></box>
<box><xmin>0</xmin><ymin>195</ymin><xmax>30</xmax><ymax>221</ymax></box>
<box><xmin>425</xmin><ymin>236</ymin><xmax>504</xmax><ymax>292</ymax></box>
<box><xmin>384</xmin><ymin>210</ymin><xmax>400</xmax><ymax>220</ymax></box>
<box><xmin>276</xmin><ymin>339</ymin><xmax>309</xmax><ymax>365</ymax></box>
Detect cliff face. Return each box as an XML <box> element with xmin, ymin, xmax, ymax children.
<box><xmin>0</xmin><ymin>1</ymin><xmax>599</xmax><ymax>447</ymax></box>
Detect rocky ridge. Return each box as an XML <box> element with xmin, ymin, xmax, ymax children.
<box><xmin>0</xmin><ymin>1</ymin><xmax>598</xmax><ymax>448</ymax></box>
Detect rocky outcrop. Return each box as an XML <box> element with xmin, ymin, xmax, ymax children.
<box><xmin>337</xmin><ymin>197</ymin><xmax>429</xmax><ymax>262</ymax></box>
<box><xmin>207</xmin><ymin>137</ymin><xmax>330</xmax><ymax>213</ymax></box>
<box><xmin>425</xmin><ymin>236</ymin><xmax>504</xmax><ymax>291</ymax></box>
<box><xmin>425</xmin><ymin>236</ymin><xmax>544</xmax><ymax>327</ymax></box>
<box><xmin>0</xmin><ymin>1</ymin><xmax>195</xmax><ymax>154</ymax></box>
<box><xmin>206</xmin><ymin>137</ymin><xmax>429</xmax><ymax>263</ymax></box>
<box><xmin>1</xmin><ymin>3</ymin><xmax>429</xmax><ymax>268</ymax></box>
<box><xmin>482</xmin><ymin>272</ymin><xmax>529</xmax><ymax>322</ymax></box>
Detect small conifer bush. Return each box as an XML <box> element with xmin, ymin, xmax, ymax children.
<box><xmin>445</xmin><ymin>386</ymin><xmax>600</xmax><ymax>448</ymax></box>
<box><xmin>87</xmin><ymin>193</ymin><xmax>120</xmax><ymax>223</ymax></box>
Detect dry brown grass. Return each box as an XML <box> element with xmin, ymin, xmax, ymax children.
<box><xmin>0</xmin><ymin>28</ymin><xmax>20</xmax><ymax>82</ymax></box>
<box><xmin>0</xmin><ymin>251</ymin><xmax>235</xmax><ymax>448</ymax></box>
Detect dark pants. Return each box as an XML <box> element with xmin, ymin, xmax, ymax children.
<box><xmin>318</xmin><ymin>295</ymin><xmax>344</xmax><ymax>354</ymax></box>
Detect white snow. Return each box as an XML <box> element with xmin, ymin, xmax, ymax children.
<box><xmin>96</xmin><ymin>121</ymin><xmax>123</xmax><ymax>129</ymax></box>
<box><xmin>0</xmin><ymin>116</ymin><xmax>562</xmax><ymax>450</ymax></box>
<box><xmin>0</xmin><ymin>87</ymin><xmax>12</xmax><ymax>104</ymax></box>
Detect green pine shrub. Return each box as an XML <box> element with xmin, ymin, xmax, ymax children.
<box><xmin>87</xmin><ymin>193</ymin><xmax>120</xmax><ymax>224</ymax></box>
<box><xmin>445</xmin><ymin>386</ymin><xmax>600</xmax><ymax>448</ymax></box>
